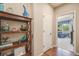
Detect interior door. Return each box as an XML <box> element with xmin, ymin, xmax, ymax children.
<box><xmin>43</xmin><ymin>14</ymin><xmax>53</xmax><ymax>52</ymax></box>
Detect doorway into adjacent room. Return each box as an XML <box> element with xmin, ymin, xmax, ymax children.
<box><xmin>56</xmin><ymin>12</ymin><xmax>76</xmax><ymax>52</ymax></box>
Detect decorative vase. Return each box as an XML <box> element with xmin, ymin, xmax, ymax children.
<box><xmin>20</xmin><ymin>25</ymin><xmax>28</xmax><ymax>31</ymax></box>
<box><xmin>23</xmin><ymin>5</ymin><xmax>29</xmax><ymax>17</ymax></box>
<box><xmin>0</xmin><ymin>3</ymin><xmax>4</xmax><ymax>11</ymax></box>
<box><xmin>19</xmin><ymin>35</ymin><xmax>28</xmax><ymax>42</ymax></box>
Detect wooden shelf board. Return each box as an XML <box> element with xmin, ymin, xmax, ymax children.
<box><xmin>0</xmin><ymin>11</ymin><xmax>32</xmax><ymax>22</ymax></box>
<box><xmin>0</xmin><ymin>42</ymin><xmax>27</xmax><ymax>51</ymax></box>
<box><xmin>0</xmin><ymin>31</ymin><xmax>30</xmax><ymax>34</ymax></box>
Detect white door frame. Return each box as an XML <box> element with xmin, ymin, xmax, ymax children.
<box><xmin>56</xmin><ymin>11</ymin><xmax>76</xmax><ymax>54</ymax></box>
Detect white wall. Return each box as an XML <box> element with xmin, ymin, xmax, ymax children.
<box><xmin>32</xmin><ymin>3</ymin><xmax>54</xmax><ymax>56</ymax></box>
<box><xmin>32</xmin><ymin>4</ymin><xmax>43</xmax><ymax>56</ymax></box>
<box><xmin>4</xmin><ymin>3</ymin><xmax>32</xmax><ymax>17</ymax></box>
<box><xmin>42</xmin><ymin>4</ymin><xmax>54</xmax><ymax>52</ymax></box>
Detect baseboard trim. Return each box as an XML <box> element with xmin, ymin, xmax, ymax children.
<box><xmin>39</xmin><ymin>45</ymin><xmax>57</xmax><ymax>56</ymax></box>
<box><xmin>38</xmin><ymin>49</ymin><xmax>45</xmax><ymax>56</ymax></box>
<box><xmin>39</xmin><ymin>52</ymin><xmax>44</xmax><ymax>56</ymax></box>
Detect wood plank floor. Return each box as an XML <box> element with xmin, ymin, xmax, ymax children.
<box><xmin>42</xmin><ymin>47</ymin><xmax>76</xmax><ymax>56</ymax></box>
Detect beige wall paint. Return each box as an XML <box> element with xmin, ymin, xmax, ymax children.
<box><xmin>42</xmin><ymin>4</ymin><xmax>54</xmax><ymax>49</ymax></box>
<box><xmin>4</xmin><ymin>3</ymin><xmax>32</xmax><ymax>17</ymax></box>
<box><xmin>55</xmin><ymin>3</ymin><xmax>79</xmax><ymax>54</ymax></box>
<box><xmin>33</xmin><ymin>4</ymin><xmax>43</xmax><ymax>56</ymax></box>
<box><xmin>32</xmin><ymin>3</ymin><xmax>54</xmax><ymax>56</ymax></box>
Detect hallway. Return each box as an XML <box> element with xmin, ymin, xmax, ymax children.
<box><xmin>42</xmin><ymin>47</ymin><xmax>75</xmax><ymax>56</ymax></box>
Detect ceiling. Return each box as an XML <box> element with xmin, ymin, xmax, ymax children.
<box><xmin>50</xmin><ymin>3</ymin><xmax>64</xmax><ymax>8</ymax></box>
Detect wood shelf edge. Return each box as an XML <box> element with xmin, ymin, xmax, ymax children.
<box><xmin>0</xmin><ymin>42</ymin><xmax>27</xmax><ymax>51</ymax></box>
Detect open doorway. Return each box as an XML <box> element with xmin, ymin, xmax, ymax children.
<box><xmin>56</xmin><ymin>12</ymin><xmax>76</xmax><ymax>52</ymax></box>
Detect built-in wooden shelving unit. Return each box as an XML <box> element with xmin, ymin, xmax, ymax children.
<box><xmin>0</xmin><ymin>11</ymin><xmax>32</xmax><ymax>56</ymax></box>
